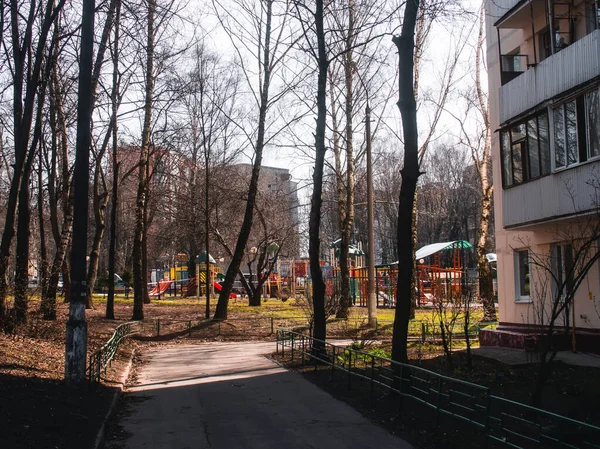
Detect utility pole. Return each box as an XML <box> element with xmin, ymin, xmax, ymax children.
<box><xmin>366</xmin><ymin>104</ymin><xmax>377</xmax><ymax>328</ymax></box>
<box><xmin>65</xmin><ymin>0</ymin><xmax>95</xmax><ymax>385</ymax></box>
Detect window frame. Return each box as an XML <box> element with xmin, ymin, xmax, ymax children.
<box><xmin>514</xmin><ymin>249</ymin><xmax>532</xmax><ymax>303</ymax></box>
<box><xmin>501</xmin><ymin>110</ymin><xmax>551</xmax><ymax>188</ymax></box>
<box><xmin>550</xmin><ymin>243</ymin><xmax>574</xmax><ymax>303</ymax></box>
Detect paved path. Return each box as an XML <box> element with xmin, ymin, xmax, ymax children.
<box><xmin>105</xmin><ymin>342</ymin><xmax>411</xmax><ymax>449</ymax></box>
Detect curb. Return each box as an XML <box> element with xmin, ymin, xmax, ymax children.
<box><xmin>92</xmin><ymin>348</ymin><xmax>136</xmax><ymax>449</ymax></box>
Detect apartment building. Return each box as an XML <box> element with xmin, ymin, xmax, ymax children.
<box><xmin>482</xmin><ymin>0</ymin><xmax>600</xmax><ymax>350</ymax></box>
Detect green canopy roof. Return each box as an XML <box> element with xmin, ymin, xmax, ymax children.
<box><xmin>415</xmin><ymin>240</ymin><xmax>473</xmax><ymax>260</ymax></box>
<box><xmin>195</xmin><ymin>251</ymin><xmax>216</xmax><ymax>264</ymax></box>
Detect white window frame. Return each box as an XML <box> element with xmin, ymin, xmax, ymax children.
<box><xmin>514</xmin><ymin>249</ymin><xmax>532</xmax><ymax>303</ymax></box>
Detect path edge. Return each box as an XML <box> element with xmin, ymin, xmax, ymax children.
<box><xmin>92</xmin><ymin>348</ymin><xmax>136</xmax><ymax>449</ymax></box>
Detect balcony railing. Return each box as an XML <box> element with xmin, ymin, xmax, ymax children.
<box><xmin>499</xmin><ymin>29</ymin><xmax>600</xmax><ymax>124</ymax></box>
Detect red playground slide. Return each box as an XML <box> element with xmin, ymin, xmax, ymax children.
<box><xmin>213</xmin><ymin>281</ymin><xmax>238</xmax><ymax>298</ymax></box>
<box><xmin>149</xmin><ymin>280</ymin><xmax>172</xmax><ymax>297</ymax></box>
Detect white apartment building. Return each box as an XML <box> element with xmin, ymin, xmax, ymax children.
<box><xmin>482</xmin><ymin>0</ymin><xmax>600</xmax><ymax>351</ymax></box>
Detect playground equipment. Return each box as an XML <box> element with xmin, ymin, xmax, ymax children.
<box><xmin>149</xmin><ymin>279</ymin><xmax>173</xmax><ymax>299</ymax></box>
<box><xmin>415</xmin><ymin>240</ymin><xmax>473</xmax><ymax>304</ymax></box>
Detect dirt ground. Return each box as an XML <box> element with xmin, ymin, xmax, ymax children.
<box><xmin>0</xmin><ymin>297</ymin><xmax>309</xmax><ymax>449</ymax></box>
<box><xmin>2</xmin><ymin>297</ymin><xmax>597</xmax><ymax>449</ymax></box>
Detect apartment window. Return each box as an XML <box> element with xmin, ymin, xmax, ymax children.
<box><xmin>539</xmin><ymin>28</ymin><xmax>552</xmax><ymax>61</ymax></box>
<box><xmin>586</xmin><ymin>87</ymin><xmax>600</xmax><ymax>158</ymax></box>
<box><xmin>554</xmin><ymin>88</ymin><xmax>600</xmax><ymax>168</ymax></box>
<box><xmin>515</xmin><ymin>249</ymin><xmax>531</xmax><ymax>301</ymax></box>
<box><xmin>551</xmin><ymin>243</ymin><xmax>573</xmax><ymax>301</ymax></box>
<box><xmin>501</xmin><ymin>110</ymin><xmax>551</xmax><ymax>187</ymax></box>
<box><xmin>585</xmin><ymin>1</ymin><xmax>600</xmax><ymax>34</ymax></box>
<box><xmin>554</xmin><ymin>100</ymin><xmax>580</xmax><ymax>168</ymax></box>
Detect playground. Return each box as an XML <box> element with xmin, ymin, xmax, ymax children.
<box><xmin>146</xmin><ymin>239</ymin><xmax>491</xmax><ymax>308</ymax></box>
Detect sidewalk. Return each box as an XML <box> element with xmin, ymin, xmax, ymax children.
<box><xmin>104</xmin><ymin>341</ymin><xmax>412</xmax><ymax>449</ymax></box>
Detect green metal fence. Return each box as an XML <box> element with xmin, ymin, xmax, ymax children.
<box><xmin>276</xmin><ymin>329</ymin><xmax>600</xmax><ymax>449</ymax></box>
<box><xmin>87</xmin><ymin>321</ymin><xmax>141</xmax><ymax>383</ymax></box>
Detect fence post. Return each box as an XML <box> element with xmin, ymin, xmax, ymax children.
<box><xmin>271</xmin><ymin>317</ymin><xmax>274</xmax><ymax>334</ymax></box>
<box><xmin>436</xmin><ymin>376</ymin><xmax>442</xmax><ymax>428</ymax></box>
<box><xmin>348</xmin><ymin>350</ymin><xmax>352</xmax><ymax>391</ymax></box>
<box><xmin>156</xmin><ymin>319</ymin><xmax>160</xmax><ymax>336</ymax></box>
<box><xmin>330</xmin><ymin>345</ymin><xmax>336</xmax><ymax>381</ymax></box>
<box><xmin>188</xmin><ymin>320</ymin><xmax>192</xmax><ymax>336</ymax></box>
<box><xmin>291</xmin><ymin>333</ymin><xmax>295</xmax><ymax>362</ymax></box>
<box><xmin>421</xmin><ymin>322</ymin><xmax>426</xmax><ymax>342</ymax></box>
<box><xmin>370</xmin><ymin>356</ymin><xmax>375</xmax><ymax>399</ymax></box>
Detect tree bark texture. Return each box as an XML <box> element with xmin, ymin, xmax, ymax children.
<box><xmin>391</xmin><ymin>0</ymin><xmax>420</xmax><ymax>365</ymax></box>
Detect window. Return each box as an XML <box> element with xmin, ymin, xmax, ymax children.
<box><xmin>501</xmin><ymin>110</ymin><xmax>551</xmax><ymax>187</ymax></box>
<box><xmin>586</xmin><ymin>87</ymin><xmax>600</xmax><ymax>158</ymax></box>
<box><xmin>585</xmin><ymin>1</ymin><xmax>600</xmax><ymax>35</ymax></box>
<box><xmin>554</xmin><ymin>88</ymin><xmax>600</xmax><ymax>169</ymax></box>
<box><xmin>551</xmin><ymin>243</ymin><xmax>573</xmax><ymax>301</ymax></box>
<box><xmin>539</xmin><ymin>28</ymin><xmax>552</xmax><ymax>61</ymax></box>
<box><xmin>515</xmin><ymin>249</ymin><xmax>531</xmax><ymax>301</ymax></box>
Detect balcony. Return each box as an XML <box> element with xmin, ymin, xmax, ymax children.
<box><xmin>502</xmin><ymin>160</ymin><xmax>600</xmax><ymax>228</ymax></box>
<box><xmin>501</xmin><ymin>54</ymin><xmax>529</xmax><ymax>85</ymax></box>
<box><xmin>500</xmin><ymin>29</ymin><xmax>600</xmax><ymax>124</ymax></box>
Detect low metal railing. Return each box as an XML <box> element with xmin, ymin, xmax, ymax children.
<box><xmin>276</xmin><ymin>329</ymin><xmax>600</xmax><ymax>449</ymax></box>
<box><xmin>87</xmin><ymin>321</ymin><xmax>141</xmax><ymax>383</ymax></box>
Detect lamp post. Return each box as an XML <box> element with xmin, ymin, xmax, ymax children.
<box><xmin>366</xmin><ymin>104</ymin><xmax>377</xmax><ymax>328</ymax></box>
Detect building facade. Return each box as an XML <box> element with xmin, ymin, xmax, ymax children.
<box><xmin>483</xmin><ymin>0</ymin><xmax>600</xmax><ymax>350</ymax></box>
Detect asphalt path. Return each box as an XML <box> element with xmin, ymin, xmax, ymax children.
<box><xmin>104</xmin><ymin>341</ymin><xmax>412</xmax><ymax>449</ymax></box>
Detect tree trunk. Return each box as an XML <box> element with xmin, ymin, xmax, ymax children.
<box><xmin>214</xmin><ymin>0</ymin><xmax>273</xmax><ymax>320</ymax></box>
<box><xmin>65</xmin><ymin>0</ymin><xmax>95</xmax><ymax>385</ymax></box>
<box><xmin>309</xmin><ymin>0</ymin><xmax>329</xmax><ymax>352</ymax></box>
<box><xmin>106</xmin><ymin>0</ymin><xmax>121</xmax><ymax>320</ymax></box>
<box><xmin>132</xmin><ymin>0</ymin><xmax>156</xmax><ymax>321</ymax></box>
<box><xmin>15</xmin><ymin>78</ymin><xmax>49</xmax><ymax>324</ymax></box>
<box><xmin>0</xmin><ymin>0</ymin><xmax>64</xmax><ymax>327</ymax></box>
<box><xmin>14</xmin><ymin>167</ymin><xmax>31</xmax><ymax>324</ymax></box>
<box><xmin>474</xmin><ymin>6</ymin><xmax>496</xmax><ymax>322</ymax></box>
<box><xmin>42</xmin><ymin>39</ymin><xmax>73</xmax><ymax>319</ymax></box>
<box><xmin>86</xmin><ymin>0</ymin><xmax>120</xmax><ymax>309</ymax></box>
<box><xmin>391</xmin><ymin>0</ymin><xmax>420</xmax><ymax>365</ymax></box>
<box><xmin>37</xmin><ymin>149</ymin><xmax>49</xmax><ymax>299</ymax></box>
<box><xmin>336</xmin><ymin>0</ymin><xmax>356</xmax><ymax>319</ymax></box>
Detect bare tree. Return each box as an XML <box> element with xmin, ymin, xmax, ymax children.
<box><xmin>0</xmin><ymin>0</ymin><xmax>66</xmax><ymax>326</ymax></box>
<box><xmin>212</xmin><ymin>0</ymin><xmax>300</xmax><ymax>320</ymax></box>
<box><xmin>391</xmin><ymin>0</ymin><xmax>420</xmax><ymax>364</ymax></box>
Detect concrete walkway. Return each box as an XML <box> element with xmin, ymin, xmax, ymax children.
<box><xmin>104</xmin><ymin>342</ymin><xmax>412</xmax><ymax>449</ymax></box>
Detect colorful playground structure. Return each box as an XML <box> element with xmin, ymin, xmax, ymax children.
<box><xmin>149</xmin><ymin>240</ymin><xmax>479</xmax><ymax>306</ymax></box>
